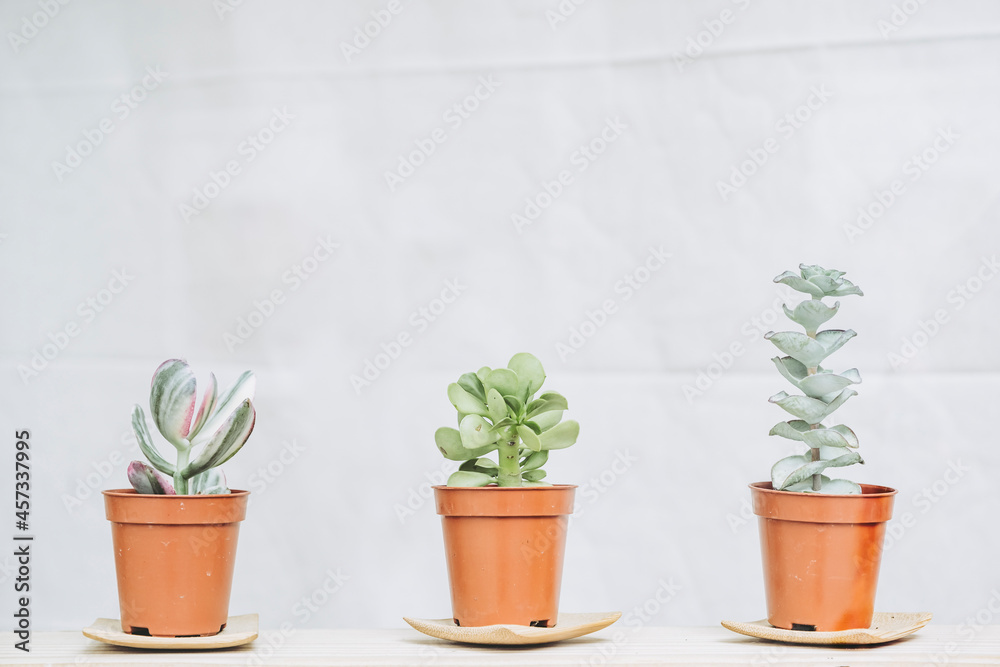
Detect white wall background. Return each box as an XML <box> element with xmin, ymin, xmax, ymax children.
<box><xmin>1</xmin><ymin>0</ymin><xmax>999</xmax><ymax>633</ymax></box>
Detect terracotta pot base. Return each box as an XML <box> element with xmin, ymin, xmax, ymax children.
<box><xmin>103</xmin><ymin>489</ymin><xmax>249</xmax><ymax>637</ymax></box>
<box><xmin>750</xmin><ymin>482</ymin><xmax>896</xmax><ymax>632</ymax></box>
<box><xmin>434</xmin><ymin>485</ymin><xmax>576</xmax><ymax>627</ymax></box>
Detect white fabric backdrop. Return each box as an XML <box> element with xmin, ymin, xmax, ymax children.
<box><xmin>1</xmin><ymin>0</ymin><xmax>999</xmax><ymax>632</ymax></box>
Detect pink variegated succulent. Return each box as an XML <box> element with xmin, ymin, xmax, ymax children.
<box><xmin>128</xmin><ymin>359</ymin><xmax>255</xmax><ymax>495</ymax></box>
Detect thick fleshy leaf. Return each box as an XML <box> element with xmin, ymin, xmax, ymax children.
<box><xmin>476</xmin><ymin>366</ymin><xmax>492</xmax><ymax>382</ymax></box>
<box><xmin>486</xmin><ymin>388</ymin><xmax>507</xmax><ymax>423</ymax></box>
<box><xmin>527</xmin><ymin>393</ymin><xmax>569</xmax><ymax>418</ymax></box>
<box><xmin>435</xmin><ymin>427</ymin><xmax>498</xmax><ymax>461</ymax></box>
<box><xmin>829</xmin><ymin>278</ymin><xmax>864</xmax><ymax>297</ymax></box>
<box><xmin>447</xmin><ymin>470</ymin><xmax>494</xmax><ymax>487</ymax></box>
<box><xmin>769</xmin><ymin>389</ymin><xmax>857</xmax><ymax>424</ymax></box>
<box><xmin>189</xmin><ymin>372</ymin><xmax>218</xmax><ymax>438</ymax></box>
<box><xmin>182</xmin><ymin>399</ymin><xmax>256</xmax><ymax>478</ymax></box>
<box><xmin>783</xmin><ymin>300</ymin><xmax>840</xmax><ymax>332</ymax></box>
<box><xmin>460</xmin><ymin>414</ymin><xmax>500</xmax><ymax>449</ymax></box>
<box><xmin>799</xmin><ymin>264</ymin><xmax>845</xmax><ymax>281</ymax></box>
<box><xmin>768</xmin><ymin>420</ymin><xmax>813</xmax><ymax>441</ymax></box>
<box><xmin>192</xmin><ymin>370</ymin><xmax>256</xmax><ymax>447</ymax></box>
<box><xmin>538</xmin><ymin>420</ymin><xmax>579</xmax><ymax>450</ymax></box>
<box><xmin>448</xmin><ymin>383</ymin><xmax>489</xmax><ymax>417</ymax></box>
<box><xmin>131</xmin><ymin>405</ymin><xmax>176</xmax><ymax>476</ymax></box>
<box><xmin>484</xmin><ymin>368</ymin><xmax>519</xmax><ymax>399</ymax></box>
<box><xmin>127</xmin><ymin>460</ymin><xmax>175</xmax><ymax>494</ymax></box>
<box><xmin>798</xmin><ymin>368</ymin><xmax>861</xmax><ymax>399</ymax></box>
<box><xmin>784</xmin><ymin>475</ymin><xmax>831</xmax><ymax>493</ymax></box>
<box><xmin>460</xmin><ymin>457</ymin><xmax>498</xmax><ymax>472</ymax></box>
<box><xmin>533</xmin><ymin>410</ymin><xmax>564</xmax><ymax>432</ymax></box>
<box><xmin>521</xmin><ymin>450</ymin><xmax>549</xmax><ymax>471</ymax></box>
<box><xmin>507</xmin><ymin>352</ymin><xmax>546</xmax><ymax>400</ymax></box>
<box><xmin>503</xmin><ymin>395</ymin><xmax>524</xmax><ymax>418</ymax></box>
<box><xmin>765</xmin><ymin>330</ymin><xmax>855</xmax><ymax>368</ymax></box>
<box><xmin>817</xmin><ymin>478</ymin><xmax>862</xmax><ymax>494</ymax></box>
<box><xmin>189</xmin><ymin>468</ymin><xmax>229</xmax><ymax>494</ymax></box>
<box><xmin>772</xmin><ymin>356</ymin><xmax>808</xmax><ymax>387</ymax></box>
<box><xmin>803</xmin><ymin>425</ymin><xmax>859</xmax><ymax>450</ymax></box>
<box><xmin>518</xmin><ymin>424</ymin><xmax>541</xmax><ymax>452</ymax></box>
<box><xmin>457</xmin><ymin>373</ymin><xmax>487</xmax><ymax>403</ymax></box>
<box><xmin>774</xmin><ymin>271</ymin><xmax>824</xmax><ymax>297</ymax></box>
<box><xmin>771</xmin><ymin>451</ymin><xmax>863</xmax><ymax>490</ymax></box>
<box><xmin>149</xmin><ymin>359</ymin><xmax>197</xmax><ymax>448</ymax></box>
<box><xmin>523</xmin><ymin>469</ymin><xmax>547</xmax><ymax>482</ymax></box>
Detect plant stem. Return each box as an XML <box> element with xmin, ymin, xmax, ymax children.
<box><xmin>174</xmin><ymin>446</ymin><xmax>190</xmax><ymax>494</ymax></box>
<box><xmin>497</xmin><ymin>428</ymin><xmax>522</xmax><ymax>487</ymax></box>
<box><xmin>806</xmin><ymin>328</ymin><xmax>822</xmax><ymax>492</ymax></box>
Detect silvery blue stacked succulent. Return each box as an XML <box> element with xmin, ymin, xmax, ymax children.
<box><xmin>127</xmin><ymin>359</ymin><xmax>256</xmax><ymax>495</ymax></box>
<box><xmin>435</xmin><ymin>353</ymin><xmax>579</xmax><ymax>487</ymax></box>
<box><xmin>766</xmin><ymin>265</ymin><xmax>865</xmax><ymax>494</ymax></box>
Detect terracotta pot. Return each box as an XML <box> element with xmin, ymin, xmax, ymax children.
<box><xmin>103</xmin><ymin>489</ymin><xmax>249</xmax><ymax>637</ymax></box>
<box><xmin>434</xmin><ymin>484</ymin><xmax>575</xmax><ymax>627</ymax></box>
<box><xmin>749</xmin><ymin>482</ymin><xmax>896</xmax><ymax>631</ymax></box>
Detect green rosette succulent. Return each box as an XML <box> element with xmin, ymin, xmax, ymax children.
<box><xmin>435</xmin><ymin>353</ymin><xmax>579</xmax><ymax>487</ymax></box>
<box><xmin>766</xmin><ymin>265</ymin><xmax>865</xmax><ymax>495</ymax></box>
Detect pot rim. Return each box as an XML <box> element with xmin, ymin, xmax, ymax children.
<box><xmin>432</xmin><ymin>484</ymin><xmax>577</xmax><ymax>491</ymax></box>
<box><xmin>748</xmin><ymin>481</ymin><xmax>897</xmax><ymax>497</ymax></box>
<box><xmin>102</xmin><ymin>488</ymin><xmax>250</xmax><ymax>499</ymax></box>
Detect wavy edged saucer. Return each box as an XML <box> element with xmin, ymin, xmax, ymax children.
<box><xmin>83</xmin><ymin>613</ymin><xmax>258</xmax><ymax>649</ymax></box>
<box><xmin>721</xmin><ymin>612</ymin><xmax>932</xmax><ymax>646</ymax></box>
<box><xmin>404</xmin><ymin>611</ymin><xmax>621</xmax><ymax>645</ymax></box>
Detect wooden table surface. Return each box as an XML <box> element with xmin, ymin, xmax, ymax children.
<box><xmin>2</xmin><ymin>625</ymin><xmax>999</xmax><ymax>666</ymax></box>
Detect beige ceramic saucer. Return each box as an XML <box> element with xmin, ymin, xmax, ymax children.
<box><xmin>83</xmin><ymin>613</ymin><xmax>258</xmax><ymax>649</ymax></box>
<box><xmin>404</xmin><ymin>611</ymin><xmax>622</xmax><ymax>645</ymax></box>
<box><xmin>721</xmin><ymin>611</ymin><xmax>932</xmax><ymax>645</ymax></box>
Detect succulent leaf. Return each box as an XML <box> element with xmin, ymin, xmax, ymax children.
<box><xmin>448</xmin><ymin>383</ymin><xmax>489</xmax><ymax>417</ymax></box>
<box><xmin>191</xmin><ymin>370</ymin><xmax>256</xmax><ymax>447</ymax></box>
<box><xmin>459</xmin><ymin>414</ymin><xmax>500</xmax><ymax>448</ymax></box>
<box><xmin>457</xmin><ymin>373</ymin><xmax>487</xmax><ymax>403</ymax></box>
<box><xmin>484</xmin><ymin>368</ymin><xmax>519</xmax><ymax>399</ymax></box>
<box><xmin>435</xmin><ymin>427</ymin><xmax>498</xmax><ymax>461</ymax></box>
<box><xmin>518</xmin><ymin>424</ymin><xmax>541</xmax><ymax>452</ymax></box>
<box><xmin>182</xmin><ymin>399</ymin><xmax>256</xmax><ymax>478</ymax></box>
<box><xmin>521</xmin><ymin>450</ymin><xmax>549</xmax><ymax>471</ymax></box>
<box><xmin>523</xmin><ymin>469</ymin><xmax>547</xmax><ymax>482</ymax></box>
<box><xmin>782</xmin><ymin>300</ymin><xmax>840</xmax><ymax>332</ymax></box>
<box><xmin>816</xmin><ymin>478</ymin><xmax>862</xmax><ymax>494</ymax></box>
<box><xmin>149</xmin><ymin>359</ymin><xmax>198</xmax><ymax>448</ymax></box>
<box><xmin>538</xmin><ymin>419</ymin><xmax>580</xmax><ymax>450</ymax></box>
<box><xmin>798</xmin><ymin>368</ymin><xmax>861</xmax><ymax>399</ymax></box>
<box><xmin>503</xmin><ymin>395</ymin><xmax>524</xmax><ymax>418</ymax></box>
<box><xmin>527</xmin><ymin>392</ymin><xmax>569</xmax><ymax>418</ymax></box>
<box><xmin>768</xmin><ymin>389</ymin><xmax>857</xmax><ymax>424</ymax></box>
<box><xmin>533</xmin><ymin>410</ymin><xmax>564</xmax><ymax>432</ymax></box>
<box><xmin>131</xmin><ymin>405</ymin><xmax>176</xmax><ymax>476</ymax></box>
<box><xmin>774</xmin><ymin>271</ymin><xmax>825</xmax><ymax>298</ymax></box>
<box><xmin>188</xmin><ymin>468</ymin><xmax>229</xmax><ymax>494</ymax></box>
<box><xmin>764</xmin><ymin>330</ymin><xmax>856</xmax><ymax>368</ymax></box>
<box><xmin>771</xmin><ymin>450</ymin><xmax>863</xmax><ymax>490</ymax></box>
<box><xmin>486</xmin><ymin>388</ymin><xmax>507</xmax><ymax>423</ymax></box>
<box><xmin>189</xmin><ymin>372</ymin><xmax>218</xmax><ymax>438</ymax></box>
<box><xmin>447</xmin><ymin>470</ymin><xmax>495</xmax><ymax>487</ymax></box>
<box><xmin>768</xmin><ymin>419</ymin><xmax>813</xmax><ymax>441</ymax></box>
<box><xmin>802</xmin><ymin>425</ymin><xmax>859</xmax><ymax>450</ymax></box>
<box><xmin>127</xmin><ymin>460</ymin><xmax>175</xmax><ymax>495</ymax></box>
<box><xmin>508</xmin><ymin>352</ymin><xmax>546</xmax><ymax>399</ymax></box>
